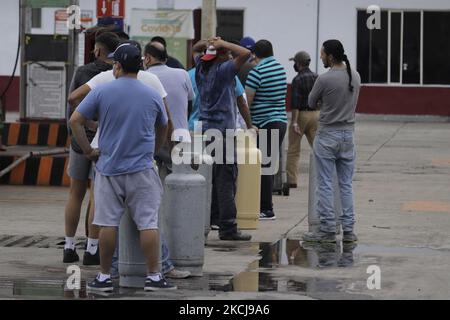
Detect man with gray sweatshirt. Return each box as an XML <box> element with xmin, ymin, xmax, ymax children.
<box><xmin>302</xmin><ymin>40</ymin><xmax>361</xmax><ymax>243</ymax></box>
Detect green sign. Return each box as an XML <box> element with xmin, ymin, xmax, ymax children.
<box><xmin>27</xmin><ymin>0</ymin><xmax>70</xmax><ymax>8</ymax></box>
<box><xmin>166</xmin><ymin>38</ymin><xmax>187</xmax><ymax>68</ymax></box>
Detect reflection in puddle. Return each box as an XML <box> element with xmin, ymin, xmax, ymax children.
<box><xmin>0</xmin><ymin>272</ymin><xmax>347</xmax><ymax>297</ymax></box>
<box><xmin>259</xmin><ymin>239</ymin><xmax>357</xmax><ymax>269</ymax></box>
<box><xmin>0</xmin><ymin>239</ymin><xmax>360</xmax><ymax>298</ymax></box>
<box><xmin>232</xmin><ymin>272</ymin><xmax>308</xmax><ymax>293</ymax></box>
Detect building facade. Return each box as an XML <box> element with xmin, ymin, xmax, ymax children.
<box><xmin>1</xmin><ymin>0</ymin><xmax>449</xmax><ymax>116</ymax></box>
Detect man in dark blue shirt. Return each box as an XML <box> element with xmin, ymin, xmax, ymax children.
<box><xmin>193</xmin><ymin>37</ymin><xmax>255</xmax><ymax>241</ymax></box>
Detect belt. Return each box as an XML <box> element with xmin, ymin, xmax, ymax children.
<box><xmin>300</xmin><ymin>107</ymin><xmax>317</xmax><ymax>112</ymax></box>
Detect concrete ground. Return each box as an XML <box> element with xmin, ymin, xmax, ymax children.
<box><xmin>0</xmin><ymin>119</ymin><xmax>449</xmax><ymax>299</ymax></box>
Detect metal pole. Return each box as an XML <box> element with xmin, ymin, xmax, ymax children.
<box><xmin>67</xmin><ymin>0</ymin><xmax>79</xmax><ymax>120</ymax></box>
<box><xmin>19</xmin><ymin>0</ymin><xmax>31</xmax><ymax>120</ymax></box>
<box><xmin>315</xmin><ymin>0</ymin><xmax>321</xmax><ymax>73</ymax></box>
<box><xmin>0</xmin><ymin>154</ymin><xmax>30</xmax><ymax>178</ymax></box>
<box><xmin>201</xmin><ymin>0</ymin><xmax>217</xmax><ymax>40</ymax></box>
<box><xmin>0</xmin><ymin>148</ymin><xmax>69</xmax><ymax>178</ymax></box>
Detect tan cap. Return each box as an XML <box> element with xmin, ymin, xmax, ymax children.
<box><xmin>289</xmin><ymin>51</ymin><xmax>311</xmax><ymax>64</ymax></box>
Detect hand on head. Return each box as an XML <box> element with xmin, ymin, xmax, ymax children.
<box><xmin>207</xmin><ymin>37</ymin><xmax>223</xmax><ymax>49</ymax></box>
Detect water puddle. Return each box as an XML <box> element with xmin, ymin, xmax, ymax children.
<box><xmin>0</xmin><ymin>279</ymin><xmax>88</xmax><ymax>299</ymax></box>
<box><xmin>258</xmin><ymin>239</ymin><xmax>358</xmax><ymax>269</ymax></box>
<box><xmin>5</xmin><ymin>239</ymin><xmax>435</xmax><ymax>298</ymax></box>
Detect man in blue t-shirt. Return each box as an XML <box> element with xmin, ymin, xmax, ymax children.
<box><xmin>70</xmin><ymin>44</ymin><xmax>175</xmax><ymax>293</ymax></box>
<box><xmin>192</xmin><ymin>37</ymin><xmax>255</xmax><ymax>241</ymax></box>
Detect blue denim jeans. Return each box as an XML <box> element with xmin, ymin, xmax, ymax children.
<box><xmin>160</xmin><ymin>235</ymin><xmax>174</xmax><ymax>274</ymax></box>
<box><xmin>111</xmin><ymin>234</ymin><xmax>119</xmax><ymax>278</ymax></box>
<box><xmin>111</xmin><ymin>232</ymin><xmax>173</xmax><ymax>276</ymax></box>
<box><xmin>313</xmin><ymin>129</ymin><xmax>356</xmax><ymax>233</ymax></box>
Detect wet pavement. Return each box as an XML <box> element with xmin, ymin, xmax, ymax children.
<box><xmin>0</xmin><ymin>120</ymin><xmax>450</xmax><ymax>299</ymax></box>
<box><xmin>0</xmin><ymin>239</ymin><xmax>364</xmax><ymax>300</ymax></box>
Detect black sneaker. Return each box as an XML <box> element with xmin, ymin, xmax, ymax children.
<box><xmin>338</xmin><ymin>242</ymin><xmax>357</xmax><ymax>267</ymax></box>
<box><xmin>144</xmin><ymin>276</ymin><xmax>177</xmax><ymax>291</ymax></box>
<box><xmin>87</xmin><ymin>277</ymin><xmax>113</xmax><ymax>292</ymax></box>
<box><xmin>259</xmin><ymin>210</ymin><xmax>276</xmax><ymax>220</ymax></box>
<box><xmin>302</xmin><ymin>231</ymin><xmax>337</xmax><ymax>243</ymax></box>
<box><xmin>83</xmin><ymin>249</ymin><xmax>100</xmax><ymax>266</ymax></box>
<box><xmin>219</xmin><ymin>231</ymin><xmax>252</xmax><ymax>241</ymax></box>
<box><xmin>343</xmin><ymin>231</ymin><xmax>358</xmax><ymax>243</ymax></box>
<box><xmin>63</xmin><ymin>248</ymin><xmax>79</xmax><ymax>263</ymax></box>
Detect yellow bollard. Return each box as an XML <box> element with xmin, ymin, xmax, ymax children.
<box><xmin>235</xmin><ymin>130</ymin><xmax>261</xmax><ymax>229</ymax></box>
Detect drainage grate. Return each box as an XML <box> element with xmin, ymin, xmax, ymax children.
<box><xmin>0</xmin><ymin>234</ymin><xmax>86</xmax><ymax>249</ymax></box>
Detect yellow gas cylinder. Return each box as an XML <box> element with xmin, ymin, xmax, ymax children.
<box><xmin>235</xmin><ymin>129</ymin><xmax>261</xmax><ymax>229</ymax></box>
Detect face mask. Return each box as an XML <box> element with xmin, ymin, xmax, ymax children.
<box><xmin>293</xmin><ymin>64</ymin><xmax>299</xmax><ymax>72</ymax></box>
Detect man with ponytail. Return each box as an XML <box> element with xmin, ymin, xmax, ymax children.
<box><xmin>302</xmin><ymin>39</ymin><xmax>361</xmax><ymax>243</ymax></box>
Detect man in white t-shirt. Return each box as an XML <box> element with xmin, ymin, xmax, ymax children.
<box><xmin>70</xmin><ymin>69</ymin><xmax>168</xmax><ymax>109</ymax></box>
<box><xmin>67</xmin><ymin>43</ymin><xmax>191</xmax><ymax>280</ymax></box>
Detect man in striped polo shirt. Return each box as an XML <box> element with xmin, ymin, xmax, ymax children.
<box><xmin>245</xmin><ymin>40</ymin><xmax>288</xmax><ymax>220</ymax></box>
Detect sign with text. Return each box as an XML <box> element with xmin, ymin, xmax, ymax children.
<box><xmin>97</xmin><ymin>0</ymin><xmax>125</xmax><ymax>18</ymax></box>
<box><xmin>81</xmin><ymin>10</ymin><xmax>94</xmax><ymax>29</ymax></box>
<box><xmin>130</xmin><ymin>9</ymin><xmax>194</xmax><ymax>39</ymax></box>
<box><xmin>26</xmin><ymin>62</ymin><xmax>66</xmax><ymax>119</ymax></box>
<box><xmin>54</xmin><ymin>9</ymin><xmax>69</xmax><ymax>35</ymax></box>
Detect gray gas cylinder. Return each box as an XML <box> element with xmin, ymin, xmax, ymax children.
<box><xmin>195</xmin><ymin>153</ymin><xmax>213</xmax><ymax>238</ymax></box>
<box><xmin>118</xmin><ymin>210</ymin><xmax>146</xmax><ymax>288</ymax></box>
<box><xmin>308</xmin><ymin>153</ymin><xmax>342</xmax><ymax>234</ymax></box>
<box><xmin>190</xmin><ymin>136</ymin><xmax>214</xmax><ymax>238</ymax></box>
<box><xmin>162</xmin><ymin>157</ymin><xmax>207</xmax><ymax>276</ymax></box>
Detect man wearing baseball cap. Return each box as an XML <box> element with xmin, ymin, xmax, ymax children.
<box><xmin>70</xmin><ymin>44</ymin><xmax>175</xmax><ymax>292</ymax></box>
<box><xmin>287</xmin><ymin>51</ymin><xmax>319</xmax><ymax>189</ymax></box>
<box><xmin>192</xmin><ymin>37</ymin><xmax>256</xmax><ymax>241</ymax></box>
<box><xmin>240</xmin><ymin>36</ymin><xmax>256</xmax><ymax>51</ymax></box>
<box><xmin>237</xmin><ymin>36</ymin><xmax>256</xmax><ymax>86</ymax></box>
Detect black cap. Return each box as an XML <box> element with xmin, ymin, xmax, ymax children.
<box><xmin>108</xmin><ymin>43</ymin><xmax>141</xmax><ymax>71</ymax></box>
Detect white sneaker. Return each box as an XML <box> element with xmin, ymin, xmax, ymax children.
<box><xmin>164</xmin><ymin>268</ymin><xmax>191</xmax><ymax>279</ymax></box>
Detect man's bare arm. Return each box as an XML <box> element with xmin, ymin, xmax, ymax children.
<box><xmin>155</xmin><ymin>123</ymin><xmax>168</xmax><ymax>154</ymax></box>
<box><xmin>245</xmin><ymin>89</ymin><xmax>256</xmax><ymax>109</ymax></box>
<box><xmin>69</xmin><ymin>111</ymin><xmax>99</xmax><ymax>161</ymax></box>
<box><xmin>68</xmin><ymin>84</ymin><xmax>91</xmax><ymax>111</ymax></box>
<box><xmin>163</xmin><ymin>97</ymin><xmax>175</xmax><ymax>147</ymax></box>
<box><xmin>236</xmin><ymin>95</ymin><xmax>254</xmax><ymax>130</ymax></box>
<box><xmin>192</xmin><ymin>40</ymin><xmax>207</xmax><ymax>55</ymax></box>
<box><xmin>290</xmin><ymin>109</ymin><xmax>301</xmax><ymax>135</ymax></box>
